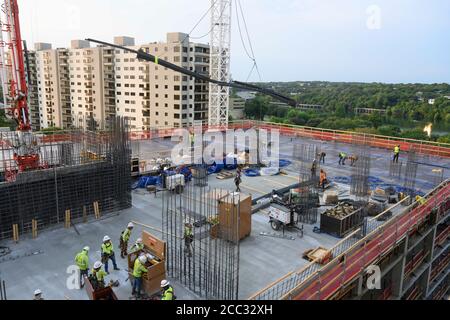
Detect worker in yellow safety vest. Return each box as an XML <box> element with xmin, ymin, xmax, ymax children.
<box><xmin>415</xmin><ymin>195</ymin><xmax>426</xmax><ymax>205</ymax></box>
<box><xmin>161</xmin><ymin>279</ymin><xmax>175</xmax><ymax>300</ymax></box>
<box><xmin>101</xmin><ymin>235</ymin><xmax>120</xmax><ymax>273</ymax></box>
<box><xmin>393</xmin><ymin>145</ymin><xmax>400</xmax><ymax>163</ymax></box>
<box><xmin>129</xmin><ymin>238</ymin><xmax>145</xmax><ymax>254</ymax></box>
<box><xmin>132</xmin><ymin>255</ymin><xmax>148</xmax><ymax>298</ymax></box>
<box><xmin>91</xmin><ymin>261</ymin><xmax>107</xmax><ymax>290</ymax></box>
<box><xmin>75</xmin><ymin>246</ymin><xmax>90</xmax><ymax>288</ymax></box>
<box><xmin>120</xmin><ymin>222</ymin><xmax>134</xmax><ymax>259</ymax></box>
<box><xmin>184</xmin><ymin>223</ymin><xmax>194</xmax><ymax>257</ymax></box>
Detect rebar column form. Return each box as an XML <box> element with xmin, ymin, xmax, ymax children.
<box><xmin>192</xmin><ymin>165</ymin><xmax>208</xmax><ymax>187</ymax></box>
<box><xmin>403</xmin><ymin>147</ymin><xmax>418</xmax><ymax>197</ymax></box>
<box><xmin>389</xmin><ymin>161</ymin><xmax>402</xmax><ymax>178</ymax></box>
<box><xmin>162</xmin><ymin>179</ymin><xmax>240</xmax><ymax>300</ymax></box>
<box><xmin>0</xmin><ymin>116</ymin><xmax>132</xmax><ymax>240</ymax></box>
<box><xmin>350</xmin><ymin>134</ymin><xmax>371</xmax><ymax>203</ymax></box>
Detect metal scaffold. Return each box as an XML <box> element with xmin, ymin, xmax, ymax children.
<box><xmin>403</xmin><ymin>147</ymin><xmax>419</xmax><ymax>197</ymax></box>
<box><xmin>0</xmin><ymin>117</ymin><xmax>132</xmax><ymax>240</ymax></box>
<box><xmin>350</xmin><ymin>134</ymin><xmax>372</xmax><ymax>203</ymax></box>
<box><xmin>162</xmin><ymin>179</ymin><xmax>240</xmax><ymax>300</ymax></box>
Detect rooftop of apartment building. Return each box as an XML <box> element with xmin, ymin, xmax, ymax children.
<box><xmin>1</xmin><ymin>128</ymin><xmax>448</xmax><ymax>300</ymax></box>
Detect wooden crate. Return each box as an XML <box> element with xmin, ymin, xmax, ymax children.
<box><xmin>127</xmin><ymin>231</ymin><xmax>167</xmax><ymax>296</ymax></box>
<box><xmin>84</xmin><ymin>276</ymin><xmax>118</xmax><ymax>300</ymax></box>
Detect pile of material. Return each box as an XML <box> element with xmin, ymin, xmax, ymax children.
<box><xmin>323</xmin><ymin>202</ymin><xmax>357</xmax><ymax>219</ymax></box>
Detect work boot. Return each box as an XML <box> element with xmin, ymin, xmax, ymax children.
<box><xmin>114</xmin><ymin>267</ymin><xmax>120</xmax><ymax>271</ymax></box>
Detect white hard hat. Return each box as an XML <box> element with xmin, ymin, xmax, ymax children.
<box><xmin>94</xmin><ymin>261</ymin><xmax>103</xmax><ymax>269</ymax></box>
<box><xmin>34</xmin><ymin>289</ymin><xmax>42</xmax><ymax>296</ymax></box>
<box><xmin>127</xmin><ymin>222</ymin><xmax>134</xmax><ymax>228</ymax></box>
<box><xmin>103</xmin><ymin>235</ymin><xmax>111</xmax><ymax>242</ymax></box>
<box><xmin>83</xmin><ymin>246</ymin><xmax>90</xmax><ymax>252</ymax></box>
<box><xmin>160</xmin><ymin>280</ymin><xmax>170</xmax><ymax>288</ymax></box>
<box><xmin>136</xmin><ymin>238</ymin><xmax>143</xmax><ymax>244</ymax></box>
<box><xmin>138</xmin><ymin>255</ymin><xmax>147</xmax><ymax>264</ymax></box>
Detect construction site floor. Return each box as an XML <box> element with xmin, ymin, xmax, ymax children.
<box><xmin>1</xmin><ymin>134</ymin><xmax>448</xmax><ymax>300</ymax></box>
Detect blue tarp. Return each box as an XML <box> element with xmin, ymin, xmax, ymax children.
<box><xmin>244</xmin><ymin>168</ymin><xmax>260</xmax><ymax>177</ymax></box>
<box><xmin>207</xmin><ymin>163</ymin><xmax>225</xmax><ymax>175</ymax></box>
<box><xmin>279</xmin><ymin>159</ymin><xmax>292</xmax><ymax>168</ymax></box>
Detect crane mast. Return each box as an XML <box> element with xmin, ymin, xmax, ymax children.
<box><xmin>0</xmin><ymin>0</ymin><xmax>39</xmax><ymax>180</ymax></box>
<box><xmin>208</xmin><ymin>0</ymin><xmax>232</xmax><ymax>128</ymax></box>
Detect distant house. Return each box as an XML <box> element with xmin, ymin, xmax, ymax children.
<box><xmin>355</xmin><ymin>108</ymin><xmax>386</xmax><ymax>116</ymax></box>
<box><xmin>428</xmin><ymin>99</ymin><xmax>435</xmax><ymax>105</ymax></box>
<box><xmin>229</xmin><ymin>97</ymin><xmax>245</xmax><ymax>120</ymax></box>
<box><xmin>236</xmin><ymin>91</ymin><xmax>257</xmax><ymax>100</ymax></box>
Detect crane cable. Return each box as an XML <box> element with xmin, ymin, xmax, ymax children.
<box><xmin>235</xmin><ymin>0</ymin><xmax>262</xmax><ymax>82</ymax></box>
<box><xmin>181</xmin><ymin>0</ymin><xmax>219</xmax><ymax>43</ymax></box>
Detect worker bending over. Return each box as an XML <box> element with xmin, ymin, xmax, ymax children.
<box><xmin>338</xmin><ymin>152</ymin><xmax>347</xmax><ymax>165</ymax></box>
<box><xmin>101</xmin><ymin>235</ymin><xmax>120</xmax><ymax>273</ymax></box>
<box><xmin>311</xmin><ymin>160</ymin><xmax>318</xmax><ymax>179</ymax></box>
<box><xmin>74</xmin><ymin>246</ymin><xmax>90</xmax><ymax>288</ymax></box>
<box><xmin>319</xmin><ymin>169</ymin><xmax>328</xmax><ymax>190</ymax></box>
<box><xmin>184</xmin><ymin>223</ymin><xmax>194</xmax><ymax>257</ymax></box>
<box><xmin>161</xmin><ymin>280</ymin><xmax>175</xmax><ymax>300</ymax></box>
<box><xmin>415</xmin><ymin>195</ymin><xmax>426</xmax><ymax>205</ymax></box>
<box><xmin>132</xmin><ymin>255</ymin><xmax>148</xmax><ymax>298</ymax></box>
<box><xmin>349</xmin><ymin>155</ymin><xmax>359</xmax><ymax>166</ymax></box>
<box><xmin>393</xmin><ymin>145</ymin><xmax>400</xmax><ymax>163</ymax></box>
<box><xmin>130</xmin><ymin>238</ymin><xmax>144</xmax><ymax>255</ymax></box>
<box><xmin>120</xmin><ymin>222</ymin><xmax>134</xmax><ymax>259</ymax></box>
<box><xmin>91</xmin><ymin>261</ymin><xmax>107</xmax><ymax>290</ymax></box>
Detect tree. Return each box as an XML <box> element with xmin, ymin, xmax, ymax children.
<box><xmin>244</xmin><ymin>95</ymin><xmax>270</xmax><ymax>120</ymax></box>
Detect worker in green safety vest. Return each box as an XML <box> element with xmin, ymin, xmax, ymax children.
<box><xmin>101</xmin><ymin>235</ymin><xmax>120</xmax><ymax>273</ymax></box>
<box><xmin>75</xmin><ymin>246</ymin><xmax>90</xmax><ymax>288</ymax></box>
<box><xmin>129</xmin><ymin>238</ymin><xmax>145</xmax><ymax>254</ymax></box>
<box><xmin>91</xmin><ymin>261</ymin><xmax>107</xmax><ymax>290</ymax></box>
<box><xmin>120</xmin><ymin>222</ymin><xmax>134</xmax><ymax>259</ymax></box>
<box><xmin>338</xmin><ymin>152</ymin><xmax>347</xmax><ymax>166</ymax></box>
<box><xmin>160</xmin><ymin>279</ymin><xmax>175</xmax><ymax>300</ymax></box>
<box><xmin>184</xmin><ymin>223</ymin><xmax>194</xmax><ymax>257</ymax></box>
<box><xmin>132</xmin><ymin>255</ymin><xmax>148</xmax><ymax>298</ymax></box>
<box><xmin>393</xmin><ymin>145</ymin><xmax>400</xmax><ymax>163</ymax></box>
<box><xmin>415</xmin><ymin>195</ymin><xmax>426</xmax><ymax>205</ymax></box>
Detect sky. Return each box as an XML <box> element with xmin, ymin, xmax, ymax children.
<box><xmin>20</xmin><ymin>0</ymin><xmax>450</xmax><ymax>84</ymax></box>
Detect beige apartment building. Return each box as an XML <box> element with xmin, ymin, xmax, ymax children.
<box><xmin>68</xmin><ymin>40</ymin><xmax>115</xmax><ymax>130</ymax></box>
<box><xmin>32</xmin><ymin>32</ymin><xmax>209</xmax><ymax>131</ymax></box>
<box><xmin>35</xmin><ymin>43</ymin><xmax>71</xmax><ymax>129</ymax></box>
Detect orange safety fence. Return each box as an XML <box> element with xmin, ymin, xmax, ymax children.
<box><xmin>127</xmin><ymin>120</ymin><xmax>450</xmax><ymax>158</ymax></box>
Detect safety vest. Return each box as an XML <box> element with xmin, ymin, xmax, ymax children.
<box><xmin>162</xmin><ymin>286</ymin><xmax>174</xmax><ymax>300</ymax></box>
<box><xmin>394</xmin><ymin>146</ymin><xmax>400</xmax><ymax>154</ymax></box>
<box><xmin>75</xmin><ymin>250</ymin><xmax>89</xmax><ymax>271</ymax></box>
<box><xmin>130</xmin><ymin>243</ymin><xmax>144</xmax><ymax>253</ymax></box>
<box><xmin>184</xmin><ymin>227</ymin><xmax>193</xmax><ymax>237</ymax></box>
<box><xmin>122</xmin><ymin>228</ymin><xmax>131</xmax><ymax>242</ymax></box>
<box><xmin>132</xmin><ymin>259</ymin><xmax>148</xmax><ymax>278</ymax></box>
<box><xmin>340</xmin><ymin>153</ymin><xmax>347</xmax><ymax>158</ymax></box>
<box><xmin>92</xmin><ymin>269</ymin><xmax>107</xmax><ymax>282</ymax></box>
<box><xmin>101</xmin><ymin>242</ymin><xmax>114</xmax><ymax>255</ymax></box>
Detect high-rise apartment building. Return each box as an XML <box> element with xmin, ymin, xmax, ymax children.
<box><xmin>35</xmin><ymin>43</ymin><xmax>71</xmax><ymax>129</ymax></box>
<box><xmin>31</xmin><ymin>33</ymin><xmax>210</xmax><ymax>131</ymax></box>
<box><xmin>24</xmin><ymin>49</ymin><xmax>40</xmax><ymax>131</ymax></box>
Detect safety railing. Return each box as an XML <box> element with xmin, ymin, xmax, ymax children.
<box><xmin>248</xmin><ymin>179</ymin><xmax>450</xmax><ymax>300</ymax></box>
<box><xmin>127</xmin><ymin>120</ymin><xmax>450</xmax><ymax>158</ymax></box>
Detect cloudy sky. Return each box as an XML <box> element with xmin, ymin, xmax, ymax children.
<box><xmin>20</xmin><ymin>0</ymin><xmax>450</xmax><ymax>83</ymax></box>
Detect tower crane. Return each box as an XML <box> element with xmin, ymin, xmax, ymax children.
<box><xmin>0</xmin><ymin>0</ymin><xmax>40</xmax><ymax>181</ymax></box>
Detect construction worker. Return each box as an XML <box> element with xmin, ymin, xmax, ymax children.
<box><xmin>161</xmin><ymin>280</ymin><xmax>175</xmax><ymax>300</ymax></box>
<box><xmin>33</xmin><ymin>289</ymin><xmax>44</xmax><ymax>300</ymax></box>
<box><xmin>319</xmin><ymin>169</ymin><xmax>328</xmax><ymax>190</ymax></box>
<box><xmin>393</xmin><ymin>145</ymin><xmax>400</xmax><ymax>163</ymax></box>
<box><xmin>234</xmin><ymin>172</ymin><xmax>242</xmax><ymax>192</ymax></box>
<box><xmin>318</xmin><ymin>152</ymin><xmax>326</xmax><ymax>164</ymax></box>
<box><xmin>101</xmin><ymin>235</ymin><xmax>120</xmax><ymax>273</ymax></box>
<box><xmin>311</xmin><ymin>159</ymin><xmax>318</xmax><ymax>179</ymax></box>
<box><xmin>189</xmin><ymin>132</ymin><xmax>195</xmax><ymax>147</ymax></box>
<box><xmin>349</xmin><ymin>155</ymin><xmax>358</xmax><ymax>166</ymax></box>
<box><xmin>415</xmin><ymin>195</ymin><xmax>426</xmax><ymax>205</ymax></box>
<box><xmin>120</xmin><ymin>222</ymin><xmax>134</xmax><ymax>259</ymax></box>
<box><xmin>91</xmin><ymin>261</ymin><xmax>107</xmax><ymax>290</ymax></box>
<box><xmin>184</xmin><ymin>223</ymin><xmax>194</xmax><ymax>257</ymax></box>
<box><xmin>129</xmin><ymin>238</ymin><xmax>144</xmax><ymax>255</ymax></box>
<box><xmin>74</xmin><ymin>246</ymin><xmax>90</xmax><ymax>288</ymax></box>
<box><xmin>132</xmin><ymin>255</ymin><xmax>148</xmax><ymax>298</ymax></box>
<box><xmin>338</xmin><ymin>152</ymin><xmax>347</xmax><ymax>166</ymax></box>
